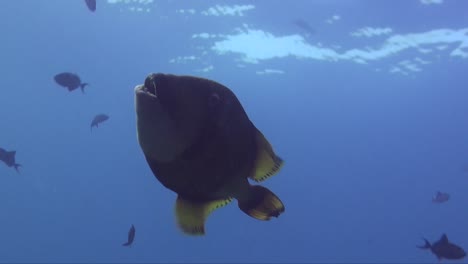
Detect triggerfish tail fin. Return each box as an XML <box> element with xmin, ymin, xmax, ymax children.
<box><xmin>80</xmin><ymin>83</ymin><xmax>89</xmax><ymax>93</ymax></box>
<box><xmin>175</xmin><ymin>196</ymin><xmax>232</xmax><ymax>236</ymax></box>
<box><xmin>238</xmin><ymin>185</ymin><xmax>285</xmax><ymax>221</ymax></box>
<box><xmin>249</xmin><ymin>128</ymin><xmax>284</xmax><ymax>182</ymax></box>
<box><xmin>417</xmin><ymin>238</ymin><xmax>431</xmax><ymax>249</ymax></box>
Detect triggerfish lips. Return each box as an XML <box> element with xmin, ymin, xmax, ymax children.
<box><xmin>134</xmin><ymin>82</ymin><xmax>189</xmax><ymax>163</ymax></box>
<box><xmin>144</xmin><ymin>74</ymin><xmax>159</xmax><ymax>98</ymax></box>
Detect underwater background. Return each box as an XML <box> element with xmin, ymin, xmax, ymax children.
<box><xmin>1</xmin><ymin>0</ymin><xmax>468</xmax><ymax>263</ymax></box>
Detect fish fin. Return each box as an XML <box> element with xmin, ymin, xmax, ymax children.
<box><xmin>14</xmin><ymin>163</ymin><xmax>21</xmax><ymax>173</ymax></box>
<box><xmin>238</xmin><ymin>185</ymin><xmax>285</xmax><ymax>221</ymax></box>
<box><xmin>175</xmin><ymin>196</ymin><xmax>232</xmax><ymax>235</ymax></box>
<box><xmin>122</xmin><ymin>242</ymin><xmax>130</xmax><ymax>246</ymax></box>
<box><xmin>440</xmin><ymin>234</ymin><xmax>449</xmax><ymax>244</ymax></box>
<box><xmin>417</xmin><ymin>238</ymin><xmax>431</xmax><ymax>249</ymax></box>
<box><xmin>80</xmin><ymin>83</ymin><xmax>89</xmax><ymax>93</ymax></box>
<box><xmin>249</xmin><ymin>129</ymin><xmax>284</xmax><ymax>182</ymax></box>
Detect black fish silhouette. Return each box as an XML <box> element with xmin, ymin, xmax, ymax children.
<box><xmin>54</xmin><ymin>72</ymin><xmax>89</xmax><ymax>93</ymax></box>
<box><xmin>293</xmin><ymin>19</ymin><xmax>316</xmax><ymax>37</ymax></box>
<box><xmin>432</xmin><ymin>191</ymin><xmax>450</xmax><ymax>203</ymax></box>
<box><xmin>91</xmin><ymin>114</ymin><xmax>109</xmax><ymax>131</ymax></box>
<box><xmin>418</xmin><ymin>234</ymin><xmax>466</xmax><ymax>260</ymax></box>
<box><xmin>84</xmin><ymin>0</ymin><xmax>96</xmax><ymax>12</ymax></box>
<box><xmin>0</xmin><ymin>148</ymin><xmax>21</xmax><ymax>172</ymax></box>
<box><xmin>134</xmin><ymin>73</ymin><xmax>285</xmax><ymax>236</ymax></box>
<box><xmin>122</xmin><ymin>225</ymin><xmax>135</xmax><ymax>247</ymax></box>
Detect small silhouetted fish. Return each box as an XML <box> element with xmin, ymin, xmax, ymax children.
<box><xmin>0</xmin><ymin>148</ymin><xmax>21</xmax><ymax>173</ymax></box>
<box><xmin>54</xmin><ymin>72</ymin><xmax>89</xmax><ymax>93</ymax></box>
<box><xmin>84</xmin><ymin>0</ymin><xmax>96</xmax><ymax>12</ymax></box>
<box><xmin>432</xmin><ymin>191</ymin><xmax>450</xmax><ymax>203</ymax></box>
<box><xmin>122</xmin><ymin>224</ymin><xmax>135</xmax><ymax>247</ymax></box>
<box><xmin>91</xmin><ymin>114</ymin><xmax>109</xmax><ymax>131</ymax></box>
<box><xmin>293</xmin><ymin>19</ymin><xmax>316</xmax><ymax>37</ymax></box>
<box><xmin>418</xmin><ymin>234</ymin><xmax>466</xmax><ymax>261</ymax></box>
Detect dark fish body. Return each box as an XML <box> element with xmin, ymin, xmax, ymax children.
<box><xmin>0</xmin><ymin>148</ymin><xmax>21</xmax><ymax>172</ymax></box>
<box><xmin>122</xmin><ymin>225</ymin><xmax>135</xmax><ymax>246</ymax></box>
<box><xmin>91</xmin><ymin>114</ymin><xmax>109</xmax><ymax>130</ymax></box>
<box><xmin>418</xmin><ymin>234</ymin><xmax>466</xmax><ymax>260</ymax></box>
<box><xmin>54</xmin><ymin>72</ymin><xmax>89</xmax><ymax>93</ymax></box>
<box><xmin>293</xmin><ymin>19</ymin><xmax>315</xmax><ymax>36</ymax></box>
<box><xmin>84</xmin><ymin>0</ymin><xmax>96</xmax><ymax>12</ymax></box>
<box><xmin>135</xmin><ymin>73</ymin><xmax>285</xmax><ymax>235</ymax></box>
<box><xmin>432</xmin><ymin>191</ymin><xmax>450</xmax><ymax>203</ymax></box>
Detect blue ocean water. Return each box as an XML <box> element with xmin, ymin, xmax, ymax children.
<box><xmin>1</xmin><ymin>0</ymin><xmax>468</xmax><ymax>263</ymax></box>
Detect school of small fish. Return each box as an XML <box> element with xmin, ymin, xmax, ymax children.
<box><xmin>0</xmin><ymin>0</ymin><xmax>466</xmax><ymax>259</ymax></box>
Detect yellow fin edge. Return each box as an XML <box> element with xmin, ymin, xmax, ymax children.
<box><xmin>175</xmin><ymin>196</ymin><xmax>232</xmax><ymax>235</ymax></box>
<box><xmin>250</xmin><ymin>129</ymin><xmax>284</xmax><ymax>182</ymax></box>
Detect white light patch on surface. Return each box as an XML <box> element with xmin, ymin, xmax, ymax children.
<box><xmin>192</xmin><ymin>33</ymin><xmax>223</xmax><ymax>39</ymax></box>
<box><xmin>169</xmin><ymin>56</ymin><xmax>198</xmax><ymax>64</ymax></box>
<box><xmin>210</xmin><ymin>27</ymin><xmax>468</xmax><ymax>64</ymax></box>
<box><xmin>201</xmin><ymin>5</ymin><xmax>255</xmax><ymax>16</ymax></box>
<box><xmin>351</xmin><ymin>27</ymin><xmax>393</xmax><ymax>38</ymax></box>
<box><xmin>399</xmin><ymin>60</ymin><xmax>422</xmax><ymax>72</ymax></box>
<box><xmin>196</xmin><ymin>65</ymin><xmax>214</xmax><ymax>72</ymax></box>
<box><xmin>414</xmin><ymin>57</ymin><xmax>431</xmax><ymax>65</ymax></box>
<box><xmin>420</xmin><ymin>0</ymin><xmax>444</xmax><ymax>5</ymax></box>
<box><xmin>256</xmin><ymin>69</ymin><xmax>285</xmax><ymax>75</ymax></box>
<box><xmin>389</xmin><ymin>66</ymin><xmax>409</xmax><ymax>75</ymax></box>
<box><xmin>107</xmin><ymin>0</ymin><xmax>154</xmax><ymax>12</ymax></box>
<box><xmin>107</xmin><ymin>0</ymin><xmax>154</xmax><ymax>5</ymax></box>
<box><xmin>325</xmin><ymin>15</ymin><xmax>341</xmax><ymax>24</ymax></box>
<box><xmin>176</xmin><ymin>9</ymin><xmax>196</xmax><ymax>14</ymax></box>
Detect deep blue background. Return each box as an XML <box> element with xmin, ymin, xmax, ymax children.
<box><xmin>1</xmin><ymin>0</ymin><xmax>468</xmax><ymax>262</ymax></box>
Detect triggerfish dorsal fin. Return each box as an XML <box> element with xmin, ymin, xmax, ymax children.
<box><xmin>440</xmin><ymin>234</ymin><xmax>449</xmax><ymax>244</ymax></box>
<box><xmin>175</xmin><ymin>196</ymin><xmax>232</xmax><ymax>236</ymax></box>
<box><xmin>249</xmin><ymin>128</ymin><xmax>284</xmax><ymax>182</ymax></box>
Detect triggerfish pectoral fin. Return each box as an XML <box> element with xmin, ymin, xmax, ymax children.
<box><xmin>175</xmin><ymin>196</ymin><xmax>232</xmax><ymax>236</ymax></box>
<box><xmin>249</xmin><ymin>128</ymin><xmax>284</xmax><ymax>182</ymax></box>
<box><xmin>238</xmin><ymin>185</ymin><xmax>285</xmax><ymax>221</ymax></box>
